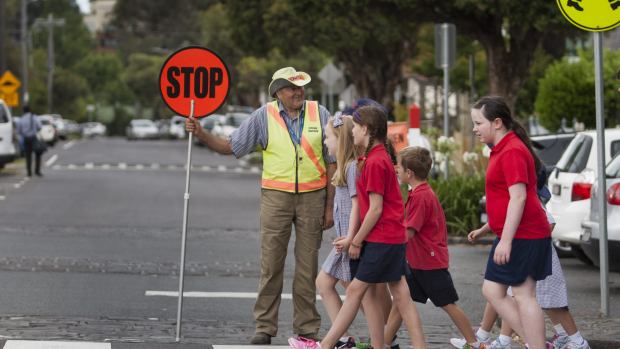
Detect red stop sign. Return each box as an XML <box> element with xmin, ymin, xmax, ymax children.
<box><xmin>159</xmin><ymin>46</ymin><xmax>231</xmax><ymax>118</ymax></box>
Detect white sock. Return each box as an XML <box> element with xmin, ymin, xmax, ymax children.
<box><xmin>391</xmin><ymin>341</ymin><xmax>398</xmax><ymax>346</ymax></box>
<box><xmin>339</xmin><ymin>337</ymin><xmax>351</xmax><ymax>343</ymax></box>
<box><xmin>554</xmin><ymin>323</ymin><xmax>567</xmax><ymax>336</ymax></box>
<box><xmin>569</xmin><ymin>331</ymin><xmax>584</xmax><ymax>345</ymax></box>
<box><xmin>384</xmin><ymin>345</ymin><xmax>390</xmax><ymax>349</ymax></box>
<box><xmin>476</xmin><ymin>328</ymin><xmax>490</xmax><ymax>342</ymax></box>
<box><xmin>467</xmin><ymin>341</ymin><xmax>481</xmax><ymax>348</ymax></box>
<box><xmin>498</xmin><ymin>334</ymin><xmax>511</xmax><ymax>346</ymax></box>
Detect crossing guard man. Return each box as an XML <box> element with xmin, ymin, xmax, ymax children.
<box><xmin>185</xmin><ymin>67</ymin><xmax>336</xmax><ymax>344</ymax></box>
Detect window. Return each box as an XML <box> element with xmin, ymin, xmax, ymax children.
<box><xmin>0</xmin><ymin>106</ymin><xmax>7</xmax><ymax>123</ymax></box>
<box><xmin>606</xmin><ymin>153</ymin><xmax>620</xmax><ymax>179</ymax></box>
<box><xmin>611</xmin><ymin>141</ymin><xmax>620</xmax><ymax>159</ymax></box>
<box><xmin>555</xmin><ymin>134</ymin><xmax>593</xmax><ymax>173</ymax></box>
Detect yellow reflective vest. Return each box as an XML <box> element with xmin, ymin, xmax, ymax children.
<box><xmin>262</xmin><ymin>101</ymin><xmax>327</xmax><ymax>193</ymax></box>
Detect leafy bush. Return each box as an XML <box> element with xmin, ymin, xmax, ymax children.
<box><xmin>401</xmin><ymin>175</ymin><xmax>485</xmax><ymax>236</ymax></box>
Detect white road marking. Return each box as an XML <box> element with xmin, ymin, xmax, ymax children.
<box><xmin>4</xmin><ymin>341</ymin><xmax>110</xmax><ymax>348</ymax></box>
<box><xmin>52</xmin><ymin>165</ymin><xmax>60</xmax><ymax>169</ymax></box>
<box><xmin>135</xmin><ymin>164</ymin><xmax>144</xmax><ymax>170</ymax></box>
<box><xmin>13</xmin><ymin>184</ymin><xmax>20</xmax><ymax>189</ymax></box>
<box><xmin>218</xmin><ymin>165</ymin><xmax>226</xmax><ymax>172</ymax></box>
<box><xmin>101</xmin><ymin>164</ymin><xmax>110</xmax><ymax>170</ymax></box>
<box><xmin>144</xmin><ymin>291</ymin><xmax>344</xmax><ymax>301</ymax></box>
<box><xmin>62</xmin><ymin>141</ymin><xmax>76</xmax><ymax>150</ymax></box>
<box><xmin>202</xmin><ymin>166</ymin><xmax>211</xmax><ymax>171</ymax></box>
<box><xmin>0</xmin><ymin>196</ymin><xmax>5</xmax><ymax>201</ymax></box>
<box><xmin>251</xmin><ymin>167</ymin><xmax>260</xmax><ymax>173</ymax></box>
<box><xmin>68</xmin><ymin>164</ymin><xmax>76</xmax><ymax>169</ymax></box>
<box><xmin>168</xmin><ymin>165</ymin><xmax>176</xmax><ymax>170</ymax></box>
<box><xmin>44</xmin><ymin>154</ymin><xmax>58</xmax><ymax>167</ymax></box>
<box><xmin>85</xmin><ymin>162</ymin><xmax>94</xmax><ymax>169</ymax></box>
<box><xmin>151</xmin><ymin>163</ymin><xmax>160</xmax><ymax>169</ymax></box>
<box><xmin>118</xmin><ymin>163</ymin><xmax>127</xmax><ymax>169</ymax></box>
<box><xmin>234</xmin><ymin>167</ymin><xmax>244</xmax><ymax>173</ymax></box>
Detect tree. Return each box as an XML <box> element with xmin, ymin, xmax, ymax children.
<box><xmin>225</xmin><ymin>0</ymin><xmax>420</xmax><ymax>113</ymax></box>
<box><xmin>122</xmin><ymin>53</ymin><xmax>167</xmax><ymax>117</ymax></box>
<box><xmin>75</xmin><ymin>53</ymin><xmax>133</xmax><ymax>105</ymax></box>
<box><xmin>402</xmin><ymin>0</ymin><xmax>576</xmax><ymax>112</ymax></box>
<box><xmin>535</xmin><ymin>49</ymin><xmax>620</xmax><ymax>131</ymax></box>
<box><xmin>52</xmin><ymin>67</ymin><xmax>90</xmax><ymax>120</ymax></box>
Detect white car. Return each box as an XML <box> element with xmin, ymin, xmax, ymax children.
<box><xmin>82</xmin><ymin>122</ymin><xmax>106</xmax><ymax>138</ymax></box>
<box><xmin>126</xmin><ymin>119</ymin><xmax>159</xmax><ymax>140</ymax></box>
<box><xmin>547</xmin><ymin>129</ymin><xmax>620</xmax><ymax>264</ymax></box>
<box><xmin>38</xmin><ymin>115</ymin><xmax>57</xmax><ymax>146</ymax></box>
<box><xmin>212</xmin><ymin>112</ymin><xmax>251</xmax><ymax>139</ymax></box>
<box><xmin>0</xmin><ymin>100</ymin><xmax>16</xmax><ymax>169</ymax></box>
<box><xmin>580</xmin><ymin>152</ymin><xmax>620</xmax><ymax>272</ymax></box>
<box><xmin>169</xmin><ymin>116</ymin><xmax>186</xmax><ymax>139</ymax></box>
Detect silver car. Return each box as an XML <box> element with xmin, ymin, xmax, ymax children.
<box><xmin>580</xmin><ymin>152</ymin><xmax>620</xmax><ymax>272</ymax></box>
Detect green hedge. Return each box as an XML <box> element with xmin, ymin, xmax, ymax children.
<box><xmin>401</xmin><ymin>175</ymin><xmax>486</xmax><ymax>236</ymax></box>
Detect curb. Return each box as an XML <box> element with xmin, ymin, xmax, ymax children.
<box><xmin>447</xmin><ymin>236</ymin><xmax>496</xmax><ymax>246</ymax></box>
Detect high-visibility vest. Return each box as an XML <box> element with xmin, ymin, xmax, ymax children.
<box><xmin>262</xmin><ymin>101</ymin><xmax>327</xmax><ymax>193</ymax></box>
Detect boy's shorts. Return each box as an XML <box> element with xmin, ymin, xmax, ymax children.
<box><xmin>406</xmin><ymin>267</ymin><xmax>459</xmax><ymax>308</ymax></box>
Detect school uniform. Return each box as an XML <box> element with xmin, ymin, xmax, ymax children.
<box><xmin>485</xmin><ymin>131</ymin><xmax>552</xmax><ymax>286</ymax></box>
<box><xmin>404</xmin><ymin>183</ymin><xmax>459</xmax><ymax>307</ymax></box>
<box><xmin>350</xmin><ymin>144</ymin><xmax>409</xmax><ymax>283</ymax></box>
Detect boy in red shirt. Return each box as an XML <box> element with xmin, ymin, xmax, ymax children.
<box><xmin>383</xmin><ymin>146</ymin><xmax>485</xmax><ymax>349</ymax></box>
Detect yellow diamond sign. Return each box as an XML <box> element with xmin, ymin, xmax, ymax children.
<box><xmin>557</xmin><ymin>0</ymin><xmax>620</xmax><ymax>31</ymax></box>
<box><xmin>0</xmin><ymin>70</ymin><xmax>21</xmax><ymax>94</ymax></box>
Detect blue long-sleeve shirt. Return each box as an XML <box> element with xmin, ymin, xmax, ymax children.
<box><xmin>18</xmin><ymin>113</ymin><xmax>42</xmax><ymax>138</ymax></box>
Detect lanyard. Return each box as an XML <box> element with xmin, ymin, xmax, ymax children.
<box><xmin>284</xmin><ymin>111</ymin><xmax>304</xmax><ymax>146</ymax></box>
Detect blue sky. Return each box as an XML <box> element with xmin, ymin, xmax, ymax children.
<box><xmin>76</xmin><ymin>0</ymin><xmax>90</xmax><ymax>14</ymax></box>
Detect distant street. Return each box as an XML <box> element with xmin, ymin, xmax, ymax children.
<box><xmin>0</xmin><ymin>137</ymin><xmax>618</xmax><ymax>348</ymax></box>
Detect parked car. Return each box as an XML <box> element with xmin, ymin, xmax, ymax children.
<box><xmin>53</xmin><ymin>119</ymin><xmax>68</xmax><ymax>140</ymax></box>
<box><xmin>155</xmin><ymin>119</ymin><xmax>170</xmax><ymax>138</ymax></box>
<box><xmin>126</xmin><ymin>119</ymin><xmax>159</xmax><ymax>140</ymax></box>
<box><xmin>477</xmin><ymin>133</ymin><xmax>576</xmax><ymax>255</ymax></box>
<box><xmin>193</xmin><ymin>116</ymin><xmax>221</xmax><ymax>146</ymax></box>
<box><xmin>12</xmin><ymin>116</ymin><xmax>22</xmax><ymax>158</ymax></box>
<box><xmin>64</xmin><ymin>119</ymin><xmax>82</xmax><ymax>135</ymax></box>
<box><xmin>38</xmin><ymin>115</ymin><xmax>58</xmax><ymax>146</ymax></box>
<box><xmin>547</xmin><ymin>129</ymin><xmax>620</xmax><ymax>264</ymax></box>
<box><xmin>580</xmin><ymin>152</ymin><xmax>620</xmax><ymax>272</ymax></box>
<box><xmin>0</xmin><ymin>100</ymin><xmax>16</xmax><ymax>169</ymax></box>
<box><xmin>82</xmin><ymin>122</ymin><xmax>106</xmax><ymax>138</ymax></box>
<box><xmin>212</xmin><ymin>112</ymin><xmax>251</xmax><ymax>139</ymax></box>
<box><xmin>169</xmin><ymin>116</ymin><xmax>186</xmax><ymax>139</ymax></box>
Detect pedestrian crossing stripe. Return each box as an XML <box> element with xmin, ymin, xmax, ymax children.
<box><xmin>145</xmin><ymin>291</ymin><xmax>345</xmax><ymax>300</ymax></box>
<box><xmin>3</xmin><ymin>341</ymin><xmax>110</xmax><ymax>348</ymax></box>
<box><xmin>213</xmin><ymin>346</ymin><xmax>290</xmax><ymax>349</ymax></box>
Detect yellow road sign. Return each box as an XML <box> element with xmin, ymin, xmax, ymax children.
<box><xmin>0</xmin><ymin>92</ymin><xmax>19</xmax><ymax>107</ymax></box>
<box><xmin>557</xmin><ymin>0</ymin><xmax>620</xmax><ymax>31</ymax></box>
<box><xmin>0</xmin><ymin>71</ymin><xmax>21</xmax><ymax>94</ymax></box>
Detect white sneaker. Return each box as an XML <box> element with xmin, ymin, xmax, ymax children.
<box><xmin>487</xmin><ymin>339</ymin><xmax>511</xmax><ymax>349</ymax></box>
<box><xmin>450</xmin><ymin>333</ymin><xmax>491</xmax><ymax>348</ymax></box>
<box><xmin>552</xmin><ymin>335</ymin><xmax>570</xmax><ymax>349</ymax></box>
<box><xmin>566</xmin><ymin>340</ymin><xmax>590</xmax><ymax>349</ymax></box>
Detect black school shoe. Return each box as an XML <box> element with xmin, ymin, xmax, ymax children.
<box><xmin>335</xmin><ymin>337</ymin><xmax>357</xmax><ymax>348</ymax></box>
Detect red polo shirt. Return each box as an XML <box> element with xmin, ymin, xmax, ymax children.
<box><xmin>405</xmin><ymin>183</ymin><xmax>450</xmax><ymax>270</ymax></box>
<box><xmin>486</xmin><ymin>132</ymin><xmax>550</xmax><ymax>239</ymax></box>
<box><xmin>356</xmin><ymin>144</ymin><xmax>407</xmax><ymax>244</ymax></box>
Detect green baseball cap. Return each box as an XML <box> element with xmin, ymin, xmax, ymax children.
<box><xmin>268</xmin><ymin>67</ymin><xmax>311</xmax><ymax>98</ymax></box>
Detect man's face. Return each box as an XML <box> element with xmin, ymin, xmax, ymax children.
<box><xmin>277</xmin><ymin>86</ymin><xmax>305</xmax><ymax>111</ymax></box>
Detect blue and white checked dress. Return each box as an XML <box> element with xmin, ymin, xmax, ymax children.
<box><xmin>508</xmin><ymin>200</ymin><xmax>568</xmax><ymax>308</ymax></box>
<box><xmin>321</xmin><ymin>161</ymin><xmax>357</xmax><ymax>282</ymax></box>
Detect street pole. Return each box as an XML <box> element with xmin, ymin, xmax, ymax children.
<box><xmin>1</xmin><ymin>0</ymin><xmax>6</xmax><ymax>74</ymax></box>
<box><xmin>21</xmin><ymin>0</ymin><xmax>28</xmax><ymax>104</ymax></box>
<box><xmin>47</xmin><ymin>13</ymin><xmax>54</xmax><ymax>113</ymax></box>
<box><xmin>176</xmin><ymin>100</ymin><xmax>195</xmax><ymax>342</ymax></box>
<box><xmin>593</xmin><ymin>32</ymin><xmax>610</xmax><ymax>317</ymax></box>
<box><xmin>443</xmin><ymin>23</ymin><xmax>450</xmax><ymax>180</ymax></box>
<box><xmin>469</xmin><ymin>55</ymin><xmax>475</xmax><ymax>151</ymax></box>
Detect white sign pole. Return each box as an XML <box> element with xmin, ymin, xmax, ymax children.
<box><xmin>176</xmin><ymin>99</ymin><xmax>195</xmax><ymax>341</ymax></box>
<box><xmin>442</xmin><ymin>23</ymin><xmax>450</xmax><ymax>180</ymax></box>
<box><xmin>593</xmin><ymin>32</ymin><xmax>610</xmax><ymax>317</ymax></box>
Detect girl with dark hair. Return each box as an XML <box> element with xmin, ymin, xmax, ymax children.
<box><xmin>288</xmin><ymin>105</ymin><xmax>426</xmax><ymax>349</ymax></box>
<box><xmin>468</xmin><ymin>96</ymin><xmax>553</xmax><ymax>349</ymax></box>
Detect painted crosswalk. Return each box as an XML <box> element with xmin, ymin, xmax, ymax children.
<box><xmin>145</xmin><ymin>291</ymin><xmax>345</xmax><ymax>301</ymax></box>
<box><xmin>3</xmin><ymin>341</ymin><xmax>110</xmax><ymax>348</ymax></box>
<box><xmin>50</xmin><ymin>164</ymin><xmax>262</xmax><ymax>174</ymax></box>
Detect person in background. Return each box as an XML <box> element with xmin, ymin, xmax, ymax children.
<box><xmin>17</xmin><ymin>105</ymin><xmax>43</xmax><ymax>177</ymax></box>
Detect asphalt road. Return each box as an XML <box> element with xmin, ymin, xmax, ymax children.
<box><xmin>0</xmin><ymin>137</ymin><xmax>618</xmax><ymax>348</ymax></box>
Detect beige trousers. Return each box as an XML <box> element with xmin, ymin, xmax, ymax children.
<box><xmin>253</xmin><ymin>188</ymin><xmax>326</xmax><ymax>336</ymax></box>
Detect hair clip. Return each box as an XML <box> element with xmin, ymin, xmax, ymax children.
<box><xmin>333</xmin><ymin>112</ymin><xmax>344</xmax><ymax>128</ymax></box>
<box><xmin>354</xmin><ymin>111</ymin><xmax>362</xmax><ymax>121</ymax></box>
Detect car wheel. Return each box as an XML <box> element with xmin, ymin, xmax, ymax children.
<box><xmin>570</xmin><ymin>244</ymin><xmax>593</xmax><ymax>265</ymax></box>
<box><xmin>553</xmin><ymin>239</ymin><xmax>574</xmax><ymax>258</ymax></box>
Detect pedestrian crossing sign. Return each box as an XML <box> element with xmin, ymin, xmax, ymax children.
<box><xmin>0</xmin><ymin>91</ymin><xmax>19</xmax><ymax>107</ymax></box>
<box><xmin>0</xmin><ymin>70</ymin><xmax>21</xmax><ymax>94</ymax></box>
<box><xmin>557</xmin><ymin>0</ymin><xmax>620</xmax><ymax>31</ymax></box>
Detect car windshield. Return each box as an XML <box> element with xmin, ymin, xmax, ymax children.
<box><xmin>531</xmin><ymin>136</ymin><xmax>575</xmax><ymax>167</ymax></box>
<box><xmin>226</xmin><ymin>113</ymin><xmax>250</xmax><ymax>127</ymax></box>
<box><xmin>41</xmin><ymin>119</ymin><xmax>51</xmax><ymax>125</ymax></box>
<box><xmin>554</xmin><ymin>134</ymin><xmax>593</xmax><ymax>173</ymax></box>
<box><xmin>134</xmin><ymin>121</ymin><xmax>155</xmax><ymax>127</ymax></box>
<box><xmin>607</xmin><ymin>153</ymin><xmax>620</xmax><ymax>178</ymax></box>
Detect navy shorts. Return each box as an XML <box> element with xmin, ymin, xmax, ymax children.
<box><xmin>350</xmin><ymin>242</ymin><xmax>410</xmax><ymax>283</ymax></box>
<box><xmin>485</xmin><ymin>236</ymin><xmax>552</xmax><ymax>286</ymax></box>
<box><xmin>406</xmin><ymin>268</ymin><xmax>459</xmax><ymax>308</ymax></box>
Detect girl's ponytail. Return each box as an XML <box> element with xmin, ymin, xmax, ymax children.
<box><xmin>509</xmin><ymin>118</ymin><xmax>542</xmax><ymax>174</ymax></box>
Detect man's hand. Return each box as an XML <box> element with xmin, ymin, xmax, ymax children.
<box><xmin>185</xmin><ymin>117</ymin><xmax>203</xmax><ymax>136</ymax></box>
<box><xmin>468</xmin><ymin>229</ymin><xmax>486</xmax><ymax>243</ymax></box>
<box><xmin>323</xmin><ymin>207</ymin><xmax>334</xmax><ymax>230</ymax></box>
<box><xmin>332</xmin><ymin>236</ymin><xmax>350</xmax><ymax>254</ymax></box>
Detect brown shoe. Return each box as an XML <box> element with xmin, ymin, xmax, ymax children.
<box><xmin>299</xmin><ymin>333</ymin><xmax>322</xmax><ymax>342</ymax></box>
<box><xmin>250</xmin><ymin>332</ymin><xmax>272</xmax><ymax>344</ymax></box>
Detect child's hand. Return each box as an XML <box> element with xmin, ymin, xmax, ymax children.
<box><xmin>348</xmin><ymin>242</ymin><xmax>361</xmax><ymax>260</ymax></box>
<box><xmin>468</xmin><ymin>229</ymin><xmax>486</xmax><ymax>243</ymax></box>
<box><xmin>332</xmin><ymin>236</ymin><xmax>350</xmax><ymax>254</ymax></box>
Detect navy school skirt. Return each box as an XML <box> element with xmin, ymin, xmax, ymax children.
<box><xmin>350</xmin><ymin>241</ymin><xmax>410</xmax><ymax>283</ymax></box>
<box><xmin>484</xmin><ymin>236</ymin><xmax>552</xmax><ymax>287</ymax></box>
